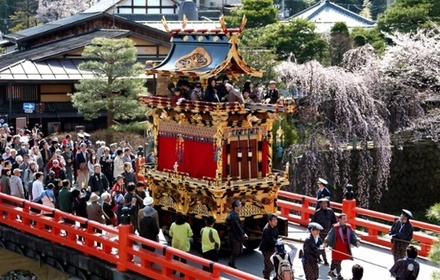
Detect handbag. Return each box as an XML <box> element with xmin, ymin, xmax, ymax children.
<box><xmin>41</xmin><ymin>191</ymin><xmax>55</xmax><ymax>208</ymax></box>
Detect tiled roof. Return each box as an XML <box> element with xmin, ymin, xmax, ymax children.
<box><xmin>288</xmin><ymin>0</ymin><xmax>375</xmax><ymax>31</ymax></box>
<box><xmin>3</xmin><ymin>12</ymin><xmax>168</xmax><ymax>44</ymax></box>
<box><xmin>4</xmin><ymin>13</ymin><xmax>102</xmax><ymax>42</ymax></box>
<box><xmin>0</xmin><ymin>29</ymin><xmax>130</xmax><ymax>71</ymax></box>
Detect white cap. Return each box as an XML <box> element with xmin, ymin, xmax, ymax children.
<box><xmin>143</xmin><ymin>196</ymin><xmax>154</xmax><ymax>206</ymax></box>
<box><xmin>318</xmin><ymin>178</ymin><xmax>328</xmax><ymax>185</ymax></box>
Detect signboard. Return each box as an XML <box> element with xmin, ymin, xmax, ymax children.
<box><xmin>23</xmin><ymin>103</ymin><xmax>35</xmax><ymax>111</ymax></box>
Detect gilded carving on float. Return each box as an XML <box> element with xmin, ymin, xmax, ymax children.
<box><xmin>175</xmin><ymin>46</ymin><xmax>212</xmax><ymax>71</ymax></box>
<box><xmin>241</xmin><ymin>203</ymin><xmax>266</xmax><ymax>216</ymax></box>
<box><xmin>159</xmin><ymin>194</ymin><xmax>176</xmax><ymax>208</ymax></box>
<box><xmin>188</xmin><ymin>202</ymin><xmax>210</xmax><ymax>216</ymax></box>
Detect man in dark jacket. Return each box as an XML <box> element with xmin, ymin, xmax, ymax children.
<box><xmin>259</xmin><ymin>213</ymin><xmax>279</xmax><ymax>279</ymax></box>
<box><xmin>226</xmin><ymin>200</ymin><xmax>247</xmax><ymax>269</ymax></box>
<box><xmin>88</xmin><ymin>164</ymin><xmax>109</xmax><ymax>196</ymax></box>
<box><xmin>311</xmin><ymin>198</ymin><xmax>337</xmax><ymax>265</ymax></box>
<box><xmin>389</xmin><ymin>245</ymin><xmax>420</xmax><ymax>279</ymax></box>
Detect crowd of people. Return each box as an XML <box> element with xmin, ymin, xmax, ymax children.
<box><xmin>0</xmin><ymin>123</ymin><xmax>422</xmax><ymax>279</ymax></box>
<box><xmin>167</xmin><ymin>77</ymin><xmax>280</xmax><ymax>105</ymax></box>
<box><xmin>0</xmin><ymin>124</ymin><xmax>153</xmax><ymax>230</ymax></box>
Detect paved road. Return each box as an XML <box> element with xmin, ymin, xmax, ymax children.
<box><xmin>180</xmin><ymin>223</ymin><xmax>438</xmax><ymax>280</ymax></box>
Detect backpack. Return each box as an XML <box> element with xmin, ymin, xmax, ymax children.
<box><xmin>276</xmin><ymin>253</ymin><xmax>293</xmax><ymax>280</ymax></box>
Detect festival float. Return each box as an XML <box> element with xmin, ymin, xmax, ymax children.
<box><xmin>138</xmin><ymin>15</ymin><xmax>295</xmax><ymax>249</ymax></box>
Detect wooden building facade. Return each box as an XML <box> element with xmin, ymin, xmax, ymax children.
<box><xmin>0</xmin><ymin>12</ymin><xmax>171</xmax><ymax>133</ymax></box>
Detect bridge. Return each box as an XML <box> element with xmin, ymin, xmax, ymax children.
<box><xmin>0</xmin><ymin>191</ymin><xmax>439</xmax><ymax>279</ymax></box>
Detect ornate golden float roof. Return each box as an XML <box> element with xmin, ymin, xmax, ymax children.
<box><xmin>146</xmin><ymin>15</ymin><xmax>263</xmax><ymax>80</ymax></box>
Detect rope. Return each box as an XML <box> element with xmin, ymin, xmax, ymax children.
<box><xmin>281</xmin><ymin>232</ymin><xmax>438</xmax><ymax>248</ymax></box>
<box><xmin>279</xmin><ymin>236</ymin><xmax>390</xmax><ymax>270</ymax></box>
<box><xmin>328</xmin><ymin>247</ymin><xmax>389</xmax><ymax>270</ymax></box>
<box><xmin>365</xmin><ymin>235</ymin><xmax>438</xmax><ymax>247</ymax></box>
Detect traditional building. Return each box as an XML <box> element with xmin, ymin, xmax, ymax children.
<box><xmin>0</xmin><ymin>0</ymin><xmax>243</xmax><ymax>133</ymax></box>
<box><xmin>0</xmin><ymin>12</ymin><xmax>170</xmax><ymax>132</ymax></box>
<box><xmin>287</xmin><ymin>0</ymin><xmax>376</xmax><ymax>32</ymax></box>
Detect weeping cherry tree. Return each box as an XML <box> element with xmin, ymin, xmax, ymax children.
<box><xmin>274</xmin><ymin>26</ymin><xmax>440</xmax><ymax>207</ymax></box>
<box><xmin>275</xmin><ymin>60</ymin><xmax>391</xmax><ymax>206</ymax></box>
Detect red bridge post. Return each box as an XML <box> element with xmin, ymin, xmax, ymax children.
<box><xmin>342</xmin><ymin>199</ymin><xmax>357</xmax><ymax>227</ymax></box>
<box><xmin>117</xmin><ymin>224</ymin><xmax>133</xmax><ymax>272</ymax></box>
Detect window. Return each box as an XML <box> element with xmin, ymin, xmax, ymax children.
<box><xmin>6</xmin><ymin>85</ymin><xmax>38</xmax><ymax>101</ymax></box>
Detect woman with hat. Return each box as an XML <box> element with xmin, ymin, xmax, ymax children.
<box><xmin>10</xmin><ymin>168</ymin><xmax>24</xmax><ymax>198</ymax></box>
<box><xmin>139</xmin><ymin>200</ymin><xmax>160</xmax><ymax>252</ymax></box>
<box><xmin>201</xmin><ymin>216</ymin><xmax>220</xmax><ymax>271</ymax></box>
<box><xmin>302</xmin><ymin>222</ymin><xmax>324</xmax><ymax>280</ymax></box>
<box><xmin>137</xmin><ymin>195</ymin><xmax>159</xmax><ymax>230</ymax></box>
<box><xmin>389</xmin><ymin>209</ymin><xmax>414</xmax><ymax>263</ymax></box>
<box><xmin>86</xmin><ymin>193</ymin><xmax>104</xmax><ymax>224</ymax></box>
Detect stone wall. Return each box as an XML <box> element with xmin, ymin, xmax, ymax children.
<box><xmin>288</xmin><ymin>139</ymin><xmax>440</xmax><ymax>218</ymax></box>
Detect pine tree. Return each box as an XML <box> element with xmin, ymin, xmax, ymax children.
<box><xmin>70</xmin><ymin>37</ymin><xmax>147</xmax><ymax>127</ymax></box>
<box><xmin>8</xmin><ymin>0</ymin><xmax>38</xmax><ymax>32</ymax></box>
<box><xmin>227</xmin><ymin>0</ymin><xmax>278</xmax><ymax>28</ymax></box>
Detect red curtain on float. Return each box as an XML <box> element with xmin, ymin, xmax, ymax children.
<box><xmin>261</xmin><ymin>140</ymin><xmax>269</xmax><ymax>176</ymax></box>
<box><xmin>157</xmin><ymin>136</ymin><xmax>217</xmax><ymax>179</ymax></box>
<box><xmin>157</xmin><ymin>136</ymin><xmax>177</xmax><ymax>171</ymax></box>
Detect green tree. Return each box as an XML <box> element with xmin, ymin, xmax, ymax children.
<box><xmin>70</xmin><ymin>37</ymin><xmax>146</xmax><ymax>128</ymax></box>
<box><xmin>227</xmin><ymin>0</ymin><xmax>278</xmax><ymax>28</ymax></box>
<box><xmin>1</xmin><ymin>0</ymin><xmax>17</xmax><ymax>34</ymax></box>
<box><xmin>377</xmin><ymin>0</ymin><xmax>440</xmax><ymax>33</ymax></box>
<box><xmin>350</xmin><ymin>27</ymin><xmax>386</xmax><ymax>53</ymax></box>
<box><xmin>241</xmin><ymin>19</ymin><xmax>328</xmax><ymax>64</ymax></box>
<box><xmin>235</xmin><ymin>47</ymin><xmax>280</xmax><ymax>86</ymax></box>
<box><xmin>329</xmin><ymin>22</ymin><xmax>352</xmax><ymax>66</ymax></box>
<box><xmin>427</xmin><ymin>203</ymin><xmax>440</xmax><ymax>279</ymax></box>
<box><xmin>8</xmin><ymin>0</ymin><xmax>38</xmax><ymax>32</ymax></box>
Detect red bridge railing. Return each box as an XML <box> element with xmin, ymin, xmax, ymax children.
<box><xmin>0</xmin><ymin>193</ymin><xmax>260</xmax><ymax>280</ymax></box>
<box><xmin>277</xmin><ymin>190</ymin><xmax>440</xmax><ymax>257</ymax></box>
<box><xmin>1</xmin><ymin>190</ymin><xmax>438</xmax><ymax>278</ymax></box>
